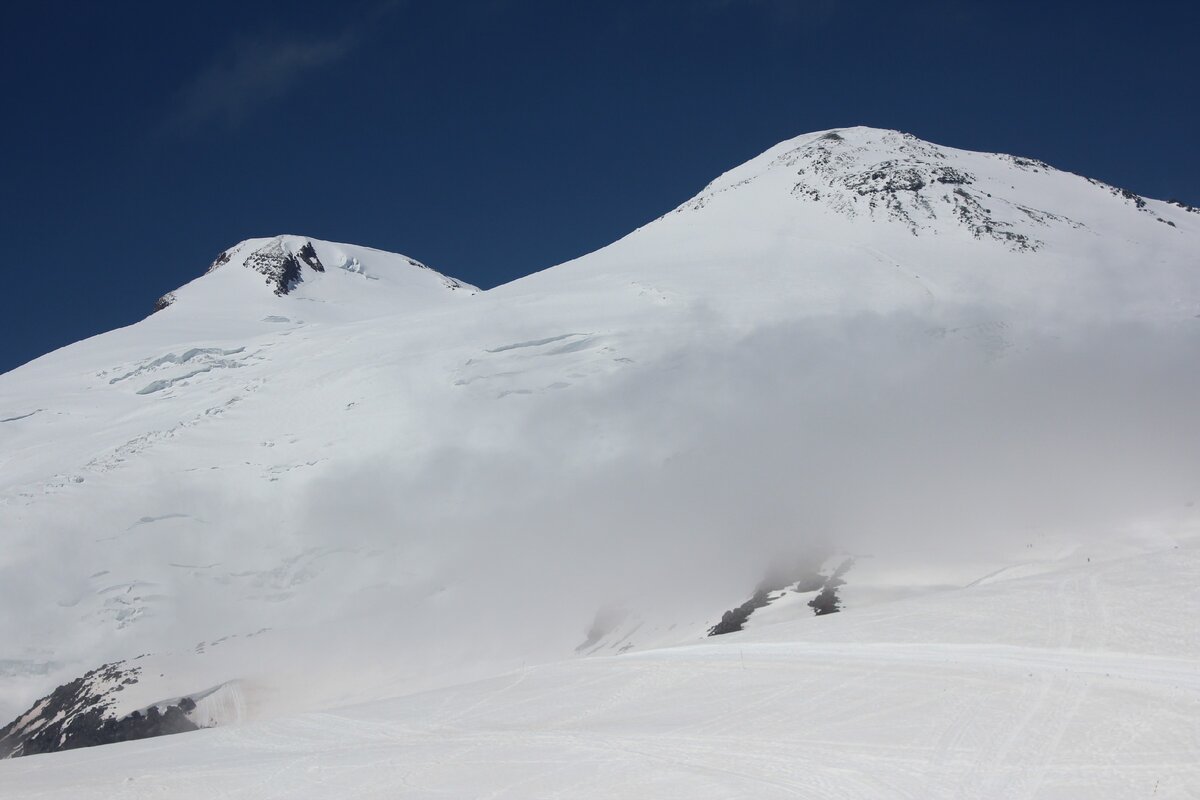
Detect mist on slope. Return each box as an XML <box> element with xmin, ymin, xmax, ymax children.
<box><xmin>270</xmin><ymin>310</ymin><xmax>1200</xmax><ymax>696</ymax></box>
<box><xmin>5</xmin><ymin>307</ymin><xmax>1199</xmax><ymax>716</ymax></box>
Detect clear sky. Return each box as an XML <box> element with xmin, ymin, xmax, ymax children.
<box><xmin>2</xmin><ymin>0</ymin><xmax>1196</xmax><ymax>374</ymax></box>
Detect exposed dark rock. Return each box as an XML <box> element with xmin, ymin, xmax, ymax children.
<box><xmin>779</xmin><ymin>133</ymin><xmax>1045</xmax><ymax>250</ymax></box>
<box><xmin>951</xmin><ymin>188</ymin><xmax>1036</xmax><ymax>251</ymax></box>
<box><xmin>708</xmin><ymin>588</ymin><xmax>775</xmax><ymax>637</ymax></box>
<box><xmin>708</xmin><ymin>554</ymin><xmax>830</xmax><ymax>636</ymax></box>
<box><xmin>844</xmin><ymin>162</ymin><xmax>928</xmax><ymax>194</ymax></box>
<box><xmin>1086</xmin><ymin>177</ymin><xmax>1152</xmax><ymax>212</ymax></box>
<box><xmin>244</xmin><ymin>239</ymin><xmax>327</xmax><ymax>295</ymax></box>
<box><xmin>932</xmin><ymin>166</ymin><xmax>972</xmax><ymax>185</ymax></box>
<box><xmin>1114</xmin><ymin>186</ymin><xmax>1148</xmax><ymax>209</ymax></box>
<box><xmin>807</xmin><ymin>557</ymin><xmax>854</xmax><ymax>616</ymax></box>
<box><xmin>807</xmin><ymin>587</ymin><xmax>840</xmax><ymax>615</ymax></box>
<box><xmin>0</xmin><ymin>662</ymin><xmax>199</xmax><ymax>759</ymax></box>
<box><xmin>294</xmin><ymin>241</ymin><xmax>325</xmax><ymax>274</ymax></box>
<box><xmin>793</xmin><ymin>572</ymin><xmax>826</xmax><ymax>593</ymax></box>
<box><xmin>1006</xmin><ymin>155</ymin><xmax>1053</xmax><ymax>171</ymax></box>
<box><xmin>205</xmin><ymin>248</ymin><xmax>232</xmax><ymax>274</ymax></box>
<box><xmin>152</xmin><ymin>291</ymin><xmax>176</xmax><ymax>313</ymax></box>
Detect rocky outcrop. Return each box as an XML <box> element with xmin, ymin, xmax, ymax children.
<box><xmin>152</xmin><ymin>291</ymin><xmax>176</xmax><ymax>313</ymax></box>
<box><xmin>708</xmin><ymin>554</ymin><xmax>837</xmax><ymax>636</ymax></box>
<box><xmin>0</xmin><ymin>662</ymin><xmax>199</xmax><ymax>759</ymax></box>
<box><xmin>202</xmin><ymin>238</ymin><xmax>328</xmax><ymax>295</ymax></box>
<box><xmin>676</xmin><ymin>128</ymin><xmax>1120</xmax><ymax>252</ymax></box>
<box><xmin>807</xmin><ymin>557</ymin><xmax>854</xmax><ymax>616</ymax></box>
<box><xmin>242</xmin><ymin>239</ymin><xmax>326</xmax><ymax>295</ymax></box>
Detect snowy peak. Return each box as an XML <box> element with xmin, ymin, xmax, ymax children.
<box><xmin>208</xmin><ymin>236</ymin><xmax>328</xmax><ymax>296</ymax></box>
<box><xmin>675</xmin><ymin>126</ymin><xmax>1191</xmax><ymax>252</ymax></box>
<box><xmin>154</xmin><ymin>235</ymin><xmax>476</xmax><ymax>319</ymax></box>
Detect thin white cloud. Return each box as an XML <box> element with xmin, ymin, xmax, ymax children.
<box><xmin>170</xmin><ymin>32</ymin><xmax>356</xmax><ymax>131</ymax></box>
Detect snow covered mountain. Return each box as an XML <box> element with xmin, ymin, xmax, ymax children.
<box><xmin>2</xmin><ymin>127</ymin><xmax>1198</xmax><ymax>794</ymax></box>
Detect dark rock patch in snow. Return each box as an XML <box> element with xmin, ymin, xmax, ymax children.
<box><xmin>0</xmin><ymin>662</ymin><xmax>200</xmax><ymax>759</ymax></box>
<box><xmin>244</xmin><ymin>239</ymin><xmax>327</xmax><ymax>295</ymax></box>
<box><xmin>950</xmin><ymin>188</ymin><xmax>1036</xmax><ymax>251</ymax></box>
<box><xmin>294</xmin><ymin>241</ymin><xmax>324</xmax><ymax>274</ymax></box>
<box><xmin>1085</xmin><ymin>177</ymin><xmax>1154</xmax><ymax>215</ymax></box>
<box><xmin>708</xmin><ymin>587</ymin><xmax>776</xmax><ymax>636</ymax></box>
<box><xmin>206</xmin><ymin>248</ymin><xmax>233</xmax><ymax>274</ymax></box>
<box><xmin>152</xmin><ymin>292</ymin><xmax>176</xmax><ymax>313</ymax></box>
<box><xmin>1113</xmin><ymin>186</ymin><xmax>1147</xmax><ymax>210</ymax></box>
<box><xmin>677</xmin><ymin>129</ymin><xmax>1158</xmax><ymax>252</ymax></box>
<box><xmin>1003</xmin><ymin>155</ymin><xmax>1053</xmax><ymax>171</ymax></box>
<box><xmin>780</xmin><ymin>132</ymin><xmax>1048</xmax><ymax>249</ymax></box>
<box><xmin>708</xmin><ymin>555</ymin><xmax>828</xmax><ymax>636</ymax></box>
<box><xmin>808</xmin><ymin>557</ymin><xmax>854</xmax><ymax>616</ymax></box>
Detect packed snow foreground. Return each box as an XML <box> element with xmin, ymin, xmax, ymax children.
<box><xmin>1</xmin><ymin>127</ymin><xmax>1198</xmax><ymax>797</ymax></box>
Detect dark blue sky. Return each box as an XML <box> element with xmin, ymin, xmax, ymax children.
<box><xmin>2</xmin><ymin>0</ymin><xmax>1196</xmax><ymax>373</ymax></box>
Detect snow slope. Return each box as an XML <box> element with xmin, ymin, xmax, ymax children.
<box><xmin>1</xmin><ymin>127</ymin><xmax>1198</xmax><ymax>792</ymax></box>
<box><xmin>3</xmin><ymin>541</ymin><xmax>1198</xmax><ymax>797</ymax></box>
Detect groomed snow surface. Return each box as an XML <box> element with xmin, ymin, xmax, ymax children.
<box><xmin>5</xmin><ymin>543</ymin><xmax>1198</xmax><ymax>798</ymax></box>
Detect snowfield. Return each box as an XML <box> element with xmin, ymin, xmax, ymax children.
<box><xmin>1</xmin><ymin>127</ymin><xmax>1198</xmax><ymax>796</ymax></box>
<box><xmin>4</xmin><ymin>543</ymin><xmax>1198</xmax><ymax>798</ymax></box>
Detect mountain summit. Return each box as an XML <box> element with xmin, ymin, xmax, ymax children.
<box><xmin>516</xmin><ymin>126</ymin><xmax>1198</xmax><ymax>331</ymax></box>
<box><xmin>153</xmin><ymin>234</ymin><xmax>476</xmax><ymax>320</ymax></box>
<box><xmin>680</xmin><ymin>126</ymin><xmax>1190</xmax><ymax>249</ymax></box>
